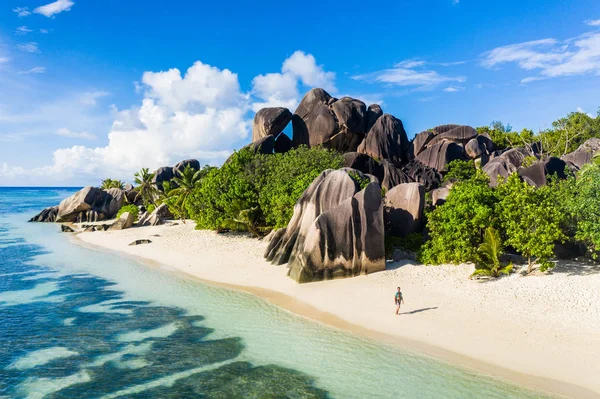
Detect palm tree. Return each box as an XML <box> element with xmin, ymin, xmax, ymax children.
<box><xmin>134</xmin><ymin>168</ymin><xmax>157</xmax><ymax>207</ymax></box>
<box><xmin>471</xmin><ymin>227</ymin><xmax>513</xmax><ymax>278</ymax></box>
<box><xmin>100</xmin><ymin>178</ymin><xmax>125</xmax><ymax>190</ymax></box>
<box><xmin>168</xmin><ymin>165</ymin><xmax>203</xmax><ymax>218</ymax></box>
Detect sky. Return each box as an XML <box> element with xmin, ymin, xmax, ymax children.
<box><xmin>1</xmin><ymin>0</ymin><xmax>600</xmax><ymax>186</ymax></box>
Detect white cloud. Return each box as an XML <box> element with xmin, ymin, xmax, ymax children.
<box><xmin>481</xmin><ymin>32</ymin><xmax>600</xmax><ymax>82</ymax></box>
<box><xmin>17</xmin><ymin>42</ymin><xmax>40</xmax><ymax>53</ymax></box>
<box><xmin>15</xmin><ymin>26</ymin><xmax>33</xmax><ymax>35</ymax></box>
<box><xmin>353</xmin><ymin>59</ymin><xmax>466</xmax><ymax>89</ymax></box>
<box><xmin>0</xmin><ymin>52</ymin><xmax>346</xmax><ymax>185</ymax></box>
<box><xmin>40</xmin><ymin>29</ymin><xmax>50</xmax><ymax>34</ymax></box>
<box><xmin>576</xmin><ymin>107</ymin><xmax>594</xmax><ymax>117</ymax></box>
<box><xmin>34</xmin><ymin>0</ymin><xmax>74</xmax><ymax>17</ymax></box>
<box><xmin>0</xmin><ymin>57</ymin><xmax>10</xmax><ymax>64</ymax></box>
<box><xmin>251</xmin><ymin>50</ymin><xmax>336</xmax><ymax>111</ymax></box>
<box><xmin>56</xmin><ymin>128</ymin><xmax>96</xmax><ymax>140</ymax></box>
<box><xmin>18</xmin><ymin>67</ymin><xmax>46</xmax><ymax>75</ymax></box>
<box><xmin>443</xmin><ymin>86</ymin><xmax>464</xmax><ymax>92</ymax></box>
<box><xmin>13</xmin><ymin>7</ymin><xmax>31</xmax><ymax>17</ymax></box>
<box><xmin>585</xmin><ymin>19</ymin><xmax>600</xmax><ymax>26</ymax></box>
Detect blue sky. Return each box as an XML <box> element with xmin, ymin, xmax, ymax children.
<box><xmin>1</xmin><ymin>0</ymin><xmax>600</xmax><ymax>185</ymax></box>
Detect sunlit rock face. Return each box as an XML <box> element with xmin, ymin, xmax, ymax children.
<box><xmin>265</xmin><ymin>168</ymin><xmax>385</xmax><ymax>283</ymax></box>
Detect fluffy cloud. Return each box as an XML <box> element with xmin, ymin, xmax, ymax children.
<box><xmin>0</xmin><ymin>52</ymin><xmax>343</xmax><ymax>185</ymax></box>
<box><xmin>34</xmin><ymin>0</ymin><xmax>74</xmax><ymax>17</ymax></box>
<box><xmin>585</xmin><ymin>19</ymin><xmax>600</xmax><ymax>26</ymax></box>
<box><xmin>481</xmin><ymin>32</ymin><xmax>600</xmax><ymax>82</ymax></box>
<box><xmin>13</xmin><ymin>7</ymin><xmax>31</xmax><ymax>17</ymax></box>
<box><xmin>17</xmin><ymin>42</ymin><xmax>40</xmax><ymax>53</ymax></box>
<box><xmin>18</xmin><ymin>67</ymin><xmax>46</xmax><ymax>75</ymax></box>
<box><xmin>353</xmin><ymin>59</ymin><xmax>465</xmax><ymax>89</ymax></box>
<box><xmin>443</xmin><ymin>86</ymin><xmax>465</xmax><ymax>92</ymax></box>
<box><xmin>0</xmin><ymin>57</ymin><xmax>9</xmax><ymax>64</ymax></box>
<box><xmin>251</xmin><ymin>50</ymin><xmax>336</xmax><ymax>111</ymax></box>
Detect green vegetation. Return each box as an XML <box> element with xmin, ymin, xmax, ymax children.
<box><xmin>568</xmin><ymin>161</ymin><xmax>600</xmax><ymax>258</ymax></box>
<box><xmin>348</xmin><ymin>171</ymin><xmax>371</xmax><ymax>190</ymax></box>
<box><xmin>187</xmin><ymin>146</ymin><xmax>343</xmax><ymax>235</ymax></box>
<box><xmin>100</xmin><ymin>178</ymin><xmax>125</xmax><ymax>190</ymax></box>
<box><xmin>420</xmin><ymin>171</ymin><xmax>498</xmax><ymax>265</ymax></box>
<box><xmin>471</xmin><ymin>227</ymin><xmax>513</xmax><ymax>278</ymax></box>
<box><xmin>134</xmin><ymin>168</ymin><xmax>158</xmax><ymax>207</ymax></box>
<box><xmin>116</xmin><ymin>204</ymin><xmax>139</xmax><ymax>220</ymax></box>
<box><xmin>443</xmin><ymin>159</ymin><xmax>477</xmax><ymax>183</ymax></box>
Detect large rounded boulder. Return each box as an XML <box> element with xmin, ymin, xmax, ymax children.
<box><xmin>383</xmin><ymin>183</ymin><xmax>425</xmax><ymax>236</ymax></box>
<box><xmin>252</xmin><ymin>107</ymin><xmax>292</xmax><ymax>142</ymax></box>
<box><xmin>54</xmin><ymin>186</ymin><xmax>124</xmax><ymax>223</ymax></box>
<box><xmin>265</xmin><ymin>168</ymin><xmax>385</xmax><ymax>283</ymax></box>
<box><xmin>415</xmin><ymin>141</ymin><xmax>465</xmax><ymax>171</ymax></box>
<box><xmin>292</xmin><ymin>88</ymin><xmax>339</xmax><ymax>148</ymax></box>
<box><xmin>483</xmin><ymin>148</ymin><xmax>531</xmax><ymax>186</ymax></box>
<box><xmin>519</xmin><ymin>157</ymin><xmax>567</xmax><ymax>187</ymax></box>
<box><xmin>357</xmin><ymin>114</ymin><xmax>412</xmax><ymax>166</ymax></box>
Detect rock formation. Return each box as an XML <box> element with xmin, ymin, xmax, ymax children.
<box><xmin>483</xmin><ymin>148</ymin><xmax>531</xmax><ymax>186</ymax></box>
<box><xmin>252</xmin><ymin>107</ymin><xmax>292</xmax><ymax>142</ymax></box>
<box><xmin>264</xmin><ymin>168</ymin><xmax>385</xmax><ymax>282</ymax></box>
<box><xmin>357</xmin><ymin>114</ymin><xmax>412</xmax><ymax>166</ymax></box>
<box><xmin>138</xmin><ymin>203</ymin><xmax>174</xmax><ymax>226</ymax></box>
<box><xmin>519</xmin><ymin>157</ymin><xmax>567</xmax><ymax>187</ymax></box>
<box><xmin>383</xmin><ymin>183</ymin><xmax>425</xmax><ymax>236</ymax></box>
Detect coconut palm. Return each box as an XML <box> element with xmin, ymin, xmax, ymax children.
<box><xmin>471</xmin><ymin>227</ymin><xmax>513</xmax><ymax>278</ymax></box>
<box><xmin>168</xmin><ymin>165</ymin><xmax>203</xmax><ymax>218</ymax></box>
<box><xmin>100</xmin><ymin>178</ymin><xmax>125</xmax><ymax>190</ymax></box>
<box><xmin>134</xmin><ymin>168</ymin><xmax>157</xmax><ymax>207</ymax></box>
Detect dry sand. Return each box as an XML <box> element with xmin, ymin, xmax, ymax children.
<box><xmin>74</xmin><ymin>222</ymin><xmax>600</xmax><ymax>398</ymax></box>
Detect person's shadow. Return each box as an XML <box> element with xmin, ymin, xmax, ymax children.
<box><xmin>400</xmin><ymin>307</ymin><xmax>438</xmax><ymax>315</ymax></box>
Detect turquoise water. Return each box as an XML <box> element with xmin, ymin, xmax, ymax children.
<box><xmin>0</xmin><ymin>187</ymin><xmax>556</xmax><ymax>398</ymax></box>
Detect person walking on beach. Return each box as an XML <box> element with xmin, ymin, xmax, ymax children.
<box><xmin>395</xmin><ymin>287</ymin><xmax>404</xmax><ymax>315</ymax></box>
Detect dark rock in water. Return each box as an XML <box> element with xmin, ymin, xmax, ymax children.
<box><xmin>274</xmin><ymin>133</ymin><xmax>294</xmax><ymax>154</ymax></box>
<box><xmin>384</xmin><ymin>183</ymin><xmax>425</xmax><ymax>236</ymax></box>
<box><xmin>366</xmin><ymin>104</ymin><xmax>383</xmax><ymax>132</ymax></box>
<box><xmin>519</xmin><ymin>157</ymin><xmax>567</xmax><ymax>187</ymax></box>
<box><xmin>292</xmin><ymin>88</ymin><xmax>338</xmax><ymax>148</ymax></box>
<box><xmin>152</xmin><ymin>166</ymin><xmax>174</xmax><ymax>190</ymax></box>
<box><xmin>252</xmin><ymin>107</ymin><xmax>292</xmax><ymax>142</ymax></box>
<box><xmin>357</xmin><ymin>114</ymin><xmax>412</xmax><ymax>166</ymax></box>
<box><xmin>465</xmin><ymin>138</ymin><xmax>483</xmax><ymax>159</ymax></box>
<box><xmin>483</xmin><ymin>147</ymin><xmax>531</xmax><ymax>186</ymax></box>
<box><xmin>138</xmin><ymin>203</ymin><xmax>173</xmax><ymax>226</ymax></box>
<box><xmin>287</xmin><ymin>182</ymin><xmax>385</xmax><ymax>283</ymax></box>
<box><xmin>343</xmin><ymin>152</ymin><xmax>384</xmax><ymax>181</ymax></box>
<box><xmin>173</xmin><ymin>159</ymin><xmax>200</xmax><ymax>176</ymax></box>
<box><xmin>251</xmin><ymin>135</ymin><xmax>275</xmax><ymax>154</ymax></box>
<box><xmin>427</xmin><ymin>125</ymin><xmax>477</xmax><ymax>147</ymax></box>
<box><xmin>29</xmin><ymin>205</ymin><xmax>59</xmax><ymax>222</ymax></box>
<box><xmin>53</xmin><ymin>186</ymin><xmax>124</xmax><ymax>223</ymax></box>
<box><xmin>415</xmin><ymin>140</ymin><xmax>465</xmax><ymax>171</ymax></box>
<box><xmin>413</xmin><ymin>130</ymin><xmax>434</xmax><ymax>156</ymax></box>
<box><xmin>128</xmin><ymin>239</ymin><xmax>152</xmax><ymax>246</ymax></box>
<box><xmin>61</xmin><ymin>224</ymin><xmax>76</xmax><ymax>233</ymax></box>
<box><xmin>402</xmin><ymin>160</ymin><xmax>442</xmax><ymax>191</ymax></box>
<box><xmin>380</xmin><ymin>160</ymin><xmax>412</xmax><ymax>191</ymax></box>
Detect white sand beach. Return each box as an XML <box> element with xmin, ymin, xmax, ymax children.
<box><xmin>74</xmin><ymin>222</ymin><xmax>600</xmax><ymax>399</ymax></box>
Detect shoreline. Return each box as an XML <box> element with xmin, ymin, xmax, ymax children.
<box><xmin>72</xmin><ymin>223</ymin><xmax>600</xmax><ymax>399</ymax></box>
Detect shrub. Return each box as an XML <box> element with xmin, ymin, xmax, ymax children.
<box><xmin>471</xmin><ymin>227</ymin><xmax>513</xmax><ymax>278</ymax></box>
<box><xmin>420</xmin><ymin>171</ymin><xmax>499</xmax><ymax>264</ymax></box>
<box><xmin>116</xmin><ymin>204</ymin><xmax>139</xmax><ymax>220</ymax></box>
<box><xmin>443</xmin><ymin>159</ymin><xmax>476</xmax><ymax>183</ymax></box>
<box><xmin>145</xmin><ymin>204</ymin><xmax>156</xmax><ymax>214</ymax></box>
<box><xmin>385</xmin><ymin>233</ymin><xmax>424</xmax><ymax>259</ymax></box>
<box><xmin>496</xmin><ymin>174</ymin><xmax>566</xmax><ymax>272</ymax></box>
<box><xmin>187</xmin><ymin>146</ymin><xmax>343</xmax><ymax>234</ymax></box>
<box><xmin>569</xmin><ymin>162</ymin><xmax>600</xmax><ymax>258</ymax></box>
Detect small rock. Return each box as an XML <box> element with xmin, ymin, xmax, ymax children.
<box><xmin>128</xmin><ymin>239</ymin><xmax>152</xmax><ymax>246</ymax></box>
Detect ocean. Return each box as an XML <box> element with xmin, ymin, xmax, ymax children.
<box><xmin>0</xmin><ymin>187</ymin><xmax>554</xmax><ymax>398</ymax></box>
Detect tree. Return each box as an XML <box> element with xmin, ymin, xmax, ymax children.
<box><xmin>100</xmin><ymin>178</ymin><xmax>125</xmax><ymax>190</ymax></box>
<box><xmin>497</xmin><ymin>174</ymin><xmax>566</xmax><ymax>273</ymax></box>
<box><xmin>166</xmin><ymin>164</ymin><xmax>205</xmax><ymax>219</ymax></box>
<box><xmin>420</xmin><ymin>171</ymin><xmax>499</xmax><ymax>264</ymax></box>
<box><xmin>134</xmin><ymin>167</ymin><xmax>158</xmax><ymax>207</ymax></box>
<box><xmin>471</xmin><ymin>227</ymin><xmax>513</xmax><ymax>278</ymax></box>
<box><xmin>568</xmin><ymin>159</ymin><xmax>600</xmax><ymax>258</ymax></box>
<box><xmin>539</xmin><ymin>111</ymin><xmax>600</xmax><ymax>156</ymax></box>
<box><xmin>443</xmin><ymin>159</ymin><xmax>476</xmax><ymax>183</ymax></box>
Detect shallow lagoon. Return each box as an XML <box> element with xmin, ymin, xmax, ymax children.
<box><xmin>0</xmin><ymin>188</ymin><xmax>555</xmax><ymax>398</ymax></box>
